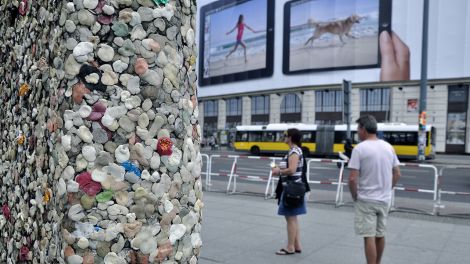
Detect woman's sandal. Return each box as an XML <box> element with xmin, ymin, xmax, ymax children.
<box><xmin>275</xmin><ymin>248</ymin><xmax>295</xmax><ymax>255</ymax></box>
<box><xmin>295</xmin><ymin>249</ymin><xmax>302</xmax><ymax>253</ymax></box>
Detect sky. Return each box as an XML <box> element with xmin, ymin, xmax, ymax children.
<box><xmin>291</xmin><ymin>0</ymin><xmax>379</xmax><ymax>27</ymax></box>
<box><xmin>207</xmin><ymin>0</ymin><xmax>267</xmax><ymax>46</ymax></box>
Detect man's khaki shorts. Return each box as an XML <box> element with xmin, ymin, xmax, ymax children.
<box><xmin>354</xmin><ymin>200</ymin><xmax>390</xmax><ymax>237</ymax></box>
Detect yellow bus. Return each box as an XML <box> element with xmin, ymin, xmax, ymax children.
<box><xmin>234</xmin><ymin>123</ymin><xmax>436</xmax><ymax>160</ymax></box>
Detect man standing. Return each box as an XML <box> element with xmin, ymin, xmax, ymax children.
<box><xmin>348</xmin><ymin>115</ymin><xmax>401</xmax><ymax>264</ymax></box>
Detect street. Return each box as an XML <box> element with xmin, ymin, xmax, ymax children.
<box><xmin>201</xmin><ymin>150</ymin><xmax>470</xmax><ymax>217</ymax></box>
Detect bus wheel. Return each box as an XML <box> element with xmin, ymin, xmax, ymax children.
<box><xmin>250</xmin><ymin>146</ymin><xmax>260</xmax><ymax>156</ymax></box>
<box><xmin>301</xmin><ymin>147</ymin><xmax>310</xmax><ymax>157</ymax></box>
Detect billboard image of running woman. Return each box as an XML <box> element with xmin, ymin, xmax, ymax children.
<box><xmin>201</xmin><ymin>0</ymin><xmax>268</xmax><ymax>79</ymax></box>
<box><xmin>225</xmin><ymin>14</ymin><xmax>263</xmax><ymax>63</ymax></box>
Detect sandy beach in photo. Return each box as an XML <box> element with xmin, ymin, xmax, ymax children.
<box><xmin>208</xmin><ymin>52</ymin><xmax>266</xmax><ymax>77</ymax></box>
<box><xmin>289</xmin><ymin>36</ymin><xmax>378</xmax><ymax>71</ymax></box>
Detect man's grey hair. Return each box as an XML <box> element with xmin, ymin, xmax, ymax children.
<box><xmin>356</xmin><ymin>115</ymin><xmax>377</xmax><ymax>134</ymax></box>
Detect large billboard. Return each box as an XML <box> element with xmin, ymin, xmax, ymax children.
<box><xmin>197</xmin><ymin>0</ymin><xmax>470</xmax><ymax>97</ymax></box>
<box><xmin>198</xmin><ymin>0</ymin><xmax>275</xmax><ymax>86</ymax></box>
<box><xmin>284</xmin><ymin>0</ymin><xmax>391</xmax><ymax>74</ymax></box>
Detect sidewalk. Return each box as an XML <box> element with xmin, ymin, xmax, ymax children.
<box><xmin>428</xmin><ymin>154</ymin><xmax>470</xmax><ymax>166</ymax></box>
<box><xmin>200</xmin><ymin>192</ymin><xmax>470</xmax><ymax>264</ymax></box>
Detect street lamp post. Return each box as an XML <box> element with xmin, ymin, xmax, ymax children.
<box><xmin>343</xmin><ymin>80</ymin><xmax>352</xmax><ymax>139</ymax></box>
<box><xmin>418</xmin><ymin>0</ymin><xmax>430</xmax><ymax>161</ymax></box>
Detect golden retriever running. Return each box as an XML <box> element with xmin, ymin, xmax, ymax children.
<box><xmin>304</xmin><ymin>14</ymin><xmax>362</xmax><ymax>46</ymax></box>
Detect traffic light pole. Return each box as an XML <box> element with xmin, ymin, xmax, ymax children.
<box><xmin>343</xmin><ymin>80</ymin><xmax>352</xmax><ymax>139</ymax></box>
<box><xmin>418</xmin><ymin>0</ymin><xmax>429</xmax><ymax>161</ymax></box>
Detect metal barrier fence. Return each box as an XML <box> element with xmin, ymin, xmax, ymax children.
<box><xmin>306</xmin><ymin>158</ymin><xmax>347</xmax><ymax>207</ymax></box>
<box><xmin>201</xmin><ymin>153</ymin><xmax>470</xmax><ymax>218</ymax></box>
<box><xmin>207</xmin><ymin>154</ymin><xmax>281</xmax><ymax>194</ymax></box>
<box><xmin>436</xmin><ymin>165</ymin><xmax>470</xmax><ymax>216</ymax></box>
<box><xmin>201</xmin><ymin>154</ymin><xmax>210</xmax><ymax>189</ymax></box>
<box><xmin>206</xmin><ymin>154</ymin><xmax>235</xmax><ymax>191</ymax></box>
<box><xmin>226</xmin><ymin>155</ymin><xmax>282</xmax><ymax>194</ymax></box>
<box><xmin>390</xmin><ymin>163</ymin><xmax>440</xmax><ymax>215</ymax></box>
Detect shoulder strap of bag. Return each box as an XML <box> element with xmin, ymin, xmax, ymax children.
<box><xmin>301</xmin><ymin>152</ymin><xmax>311</xmax><ymax>192</ymax></box>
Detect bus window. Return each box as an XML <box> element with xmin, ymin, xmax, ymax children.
<box><xmin>406</xmin><ymin>132</ymin><xmax>418</xmax><ymax>145</ymax></box>
<box><xmin>263</xmin><ymin>131</ymin><xmax>276</xmax><ymax>142</ymax></box>
<box><xmin>276</xmin><ymin>132</ymin><xmax>284</xmax><ymax>142</ymax></box>
<box><xmin>377</xmin><ymin>131</ymin><xmax>384</xmax><ymax>140</ymax></box>
<box><xmin>391</xmin><ymin>133</ymin><xmax>402</xmax><ymax>145</ymax></box>
<box><xmin>302</xmin><ymin>132</ymin><xmax>312</xmax><ymax>143</ymax></box>
<box><xmin>249</xmin><ymin>131</ymin><xmax>263</xmax><ymax>142</ymax></box>
<box><xmin>311</xmin><ymin>131</ymin><xmax>316</xmax><ymax>142</ymax></box>
<box><xmin>334</xmin><ymin>131</ymin><xmax>347</xmax><ymax>143</ymax></box>
<box><xmin>351</xmin><ymin>132</ymin><xmax>360</xmax><ymax>144</ymax></box>
<box><xmin>382</xmin><ymin>132</ymin><xmax>391</xmax><ymax>143</ymax></box>
<box><xmin>236</xmin><ymin>132</ymin><xmax>248</xmax><ymax>142</ymax></box>
<box><xmin>389</xmin><ymin>132</ymin><xmax>417</xmax><ymax>146</ymax></box>
<box><xmin>430</xmin><ymin>128</ymin><xmax>436</xmax><ymax>146</ymax></box>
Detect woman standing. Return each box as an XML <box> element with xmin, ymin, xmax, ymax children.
<box><xmin>225</xmin><ymin>14</ymin><xmax>260</xmax><ymax>63</ymax></box>
<box><xmin>272</xmin><ymin>128</ymin><xmax>309</xmax><ymax>255</ymax></box>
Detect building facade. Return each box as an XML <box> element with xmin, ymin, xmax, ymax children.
<box><xmin>199</xmin><ymin>82</ymin><xmax>470</xmax><ymax>154</ymax></box>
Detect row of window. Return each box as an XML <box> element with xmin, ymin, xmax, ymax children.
<box><xmin>204</xmin><ymin>94</ymin><xmax>302</xmax><ymax>118</ymax></box>
<box><xmin>204</xmin><ymin>95</ymin><xmax>288</xmax><ymax>117</ymax></box>
<box><xmin>204</xmin><ymin>88</ymin><xmax>391</xmax><ymax>117</ymax></box>
<box><xmin>235</xmin><ymin>131</ymin><xmax>320</xmax><ymax>143</ymax></box>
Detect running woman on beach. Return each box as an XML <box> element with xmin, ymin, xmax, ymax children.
<box><xmin>225</xmin><ymin>14</ymin><xmax>260</xmax><ymax>63</ymax></box>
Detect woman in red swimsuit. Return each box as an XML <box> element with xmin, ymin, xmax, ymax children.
<box><xmin>225</xmin><ymin>14</ymin><xmax>259</xmax><ymax>63</ymax></box>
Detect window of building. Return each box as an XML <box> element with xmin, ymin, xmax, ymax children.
<box><xmin>251</xmin><ymin>96</ymin><xmax>270</xmax><ymax>115</ymax></box>
<box><xmin>251</xmin><ymin>95</ymin><xmax>269</xmax><ymax>125</ymax></box>
<box><xmin>203</xmin><ymin>122</ymin><xmax>217</xmax><ymax>137</ymax></box>
<box><xmin>315</xmin><ymin>90</ymin><xmax>343</xmax><ymax>124</ymax></box>
<box><xmin>281</xmin><ymin>94</ymin><xmax>301</xmax><ymax>113</ymax></box>
<box><xmin>315</xmin><ymin>90</ymin><xmax>343</xmax><ymax>112</ymax></box>
<box><xmin>360</xmin><ymin>88</ymin><xmax>390</xmax><ymax>111</ymax></box>
<box><xmin>203</xmin><ymin>100</ymin><xmax>218</xmax><ymax>117</ymax></box>
<box><xmin>359</xmin><ymin>88</ymin><xmax>391</xmax><ymax>122</ymax></box>
<box><xmin>226</xmin><ymin>98</ymin><xmax>242</xmax><ymax>116</ymax></box>
<box><xmin>446</xmin><ymin>85</ymin><xmax>469</xmax><ymax>153</ymax></box>
<box><xmin>225</xmin><ymin>121</ymin><xmax>241</xmax><ymax>130</ymax></box>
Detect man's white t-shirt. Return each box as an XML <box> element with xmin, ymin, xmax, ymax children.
<box><xmin>348</xmin><ymin>139</ymin><xmax>400</xmax><ymax>204</ymax></box>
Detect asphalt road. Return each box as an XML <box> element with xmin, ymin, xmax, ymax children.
<box><xmin>200</xmin><ymin>150</ymin><xmax>470</xmax><ymax>208</ymax></box>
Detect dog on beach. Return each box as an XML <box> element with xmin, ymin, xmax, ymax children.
<box><xmin>304</xmin><ymin>14</ymin><xmax>363</xmax><ymax>46</ymax></box>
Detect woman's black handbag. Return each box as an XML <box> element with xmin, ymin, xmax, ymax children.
<box><xmin>276</xmin><ymin>153</ymin><xmax>309</xmax><ymax>207</ymax></box>
<box><xmin>282</xmin><ymin>180</ymin><xmax>306</xmax><ymax>208</ymax></box>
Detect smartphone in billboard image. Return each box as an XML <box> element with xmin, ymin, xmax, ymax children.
<box><xmin>283</xmin><ymin>0</ymin><xmax>391</xmax><ymax>74</ymax></box>
<box><xmin>198</xmin><ymin>0</ymin><xmax>275</xmax><ymax>86</ymax></box>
